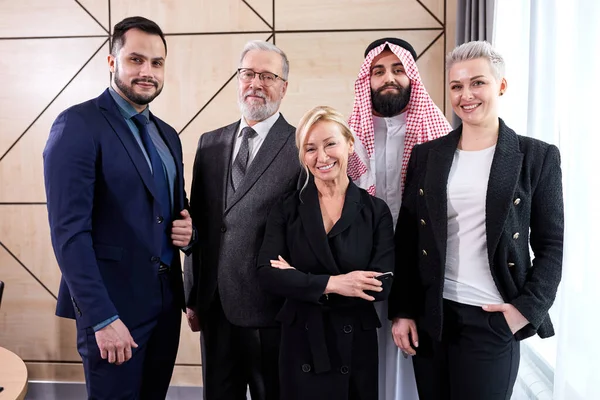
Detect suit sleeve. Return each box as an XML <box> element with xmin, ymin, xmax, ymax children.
<box><xmin>183</xmin><ymin>134</ymin><xmax>204</xmax><ymax>309</ymax></box>
<box><xmin>178</xmin><ymin>133</ymin><xmax>196</xmax><ymax>255</ymax></box>
<box><xmin>365</xmin><ymin>202</ymin><xmax>395</xmax><ymax>302</ymax></box>
<box><xmin>43</xmin><ymin>110</ymin><xmax>118</xmax><ymax>328</ymax></box>
<box><xmin>511</xmin><ymin>145</ymin><xmax>564</xmax><ymax>328</ymax></box>
<box><xmin>256</xmin><ymin>199</ymin><xmax>330</xmax><ymax>304</ymax></box>
<box><xmin>388</xmin><ymin>146</ymin><xmax>423</xmax><ymax>320</ymax></box>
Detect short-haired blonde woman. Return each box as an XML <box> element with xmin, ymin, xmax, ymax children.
<box><xmin>388</xmin><ymin>41</ymin><xmax>564</xmax><ymax>399</ymax></box>
<box><xmin>256</xmin><ymin>106</ymin><xmax>395</xmax><ymax>400</ymax></box>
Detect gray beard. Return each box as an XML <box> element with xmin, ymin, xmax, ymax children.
<box><xmin>238</xmin><ymin>97</ymin><xmax>280</xmax><ymax>122</ymax></box>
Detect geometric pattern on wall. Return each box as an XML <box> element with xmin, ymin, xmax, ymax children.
<box><xmin>0</xmin><ymin>0</ymin><xmax>452</xmax><ymax>386</ymax></box>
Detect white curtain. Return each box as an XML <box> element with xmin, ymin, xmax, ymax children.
<box><xmin>495</xmin><ymin>0</ymin><xmax>600</xmax><ymax>399</ymax></box>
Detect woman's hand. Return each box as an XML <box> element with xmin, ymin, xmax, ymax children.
<box><xmin>391</xmin><ymin>318</ymin><xmax>418</xmax><ymax>356</ymax></box>
<box><xmin>270</xmin><ymin>255</ymin><xmax>295</xmax><ymax>269</ymax></box>
<box><xmin>325</xmin><ymin>271</ymin><xmax>383</xmax><ymax>301</ymax></box>
<box><xmin>483</xmin><ymin>303</ymin><xmax>529</xmax><ymax>334</ymax></box>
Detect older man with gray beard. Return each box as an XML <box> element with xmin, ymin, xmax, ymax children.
<box><xmin>184</xmin><ymin>40</ymin><xmax>301</xmax><ymax>400</ymax></box>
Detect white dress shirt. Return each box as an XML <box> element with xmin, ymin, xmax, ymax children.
<box><xmin>372</xmin><ymin>113</ymin><xmax>407</xmax><ymax>226</ymax></box>
<box><xmin>231</xmin><ymin>112</ymin><xmax>280</xmax><ymax>167</ymax></box>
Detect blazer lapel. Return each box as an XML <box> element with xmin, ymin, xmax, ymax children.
<box><xmin>225</xmin><ymin>115</ymin><xmax>294</xmax><ymax>213</ymax></box>
<box><xmin>97</xmin><ymin>89</ymin><xmax>158</xmax><ymax>200</ymax></box>
<box><xmin>220</xmin><ymin>122</ymin><xmax>238</xmax><ymax>212</ymax></box>
<box><xmin>424</xmin><ymin>130</ymin><xmax>461</xmax><ymax>260</ymax></box>
<box><xmin>486</xmin><ymin>119</ymin><xmax>523</xmax><ymax>263</ymax></box>
<box><xmin>298</xmin><ymin>178</ymin><xmax>341</xmax><ymax>275</ymax></box>
<box><xmin>328</xmin><ymin>180</ymin><xmax>363</xmax><ymax>238</ymax></box>
<box><xmin>150</xmin><ymin>113</ymin><xmax>184</xmax><ymax>211</ymax></box>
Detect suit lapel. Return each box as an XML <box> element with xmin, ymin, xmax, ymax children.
<box><xmin>97</xmin><ymin>89</ymin><xmax>158</xmax><ymax>200</ymax></box>
<box><xmin>220</xmin><ymin>122</ymin><xmax>238</xmax><ymax>212</ymax></box>
<box><xmin>485</xmin><ymin>119</ymin><xmax>523</xmax><ymax>264</ymax></box>
<box><xmin>225</xmin><ymin>115</ymin><xmax>294</xmax><ymax>213</ymax></box>
<box><xmin>298</xmin><ymin>177</ymin><xmax>341</xmax><ymax>275</ymax></box>
<box><xmin>328</xmin><ymin>180</ymin><xmax>363</xmax><ymax>238</ymax></box>
<box><xmin>424</xmin><ymin>130</ymin><xmax>461</xmax><ymax>260</ymax></box>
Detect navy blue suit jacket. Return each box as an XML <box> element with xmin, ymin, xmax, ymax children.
<box><xmin>44</xmin><ymin>89</ymin><xmax>187</xmax><ymax>330</ymax></box>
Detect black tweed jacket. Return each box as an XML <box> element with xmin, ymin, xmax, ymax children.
<box><xmin>388</xmin><ymin>118</ymin><xmax>564</xmax><ymax>341</ymax></box>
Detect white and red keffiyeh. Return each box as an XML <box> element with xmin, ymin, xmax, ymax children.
<box><xmin>347</xmin><ymin>42</ymin><xmax>452</xmax><ymax>195</ymax></box>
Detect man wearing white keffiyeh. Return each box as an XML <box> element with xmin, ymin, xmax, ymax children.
<box><xmin>347</xmin><ymin>38</ymin><xmax>451</xmax><ymax>400</ymax></box>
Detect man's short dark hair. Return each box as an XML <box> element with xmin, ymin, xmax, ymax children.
<box><xmin>111</xmin><ymin>16</ymin><xmax>167</xmax><ymax>56</ymax></box>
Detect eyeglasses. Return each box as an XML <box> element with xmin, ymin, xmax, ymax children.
<box><xmin>237</xmin><ymin>68</ymin><xmax>286</xmax><ymax>86</ymax></box>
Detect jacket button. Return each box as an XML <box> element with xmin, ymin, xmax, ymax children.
<box><xmin>422</xmin><ymin>249</ymin><xmax>428</xmax><ymax>256</ymax></box>
<box><xmin>508</xmin><ymin>262</ymin><xmax>515</xmax><ymax>267</ymax></box>
<box><xmin>150</xmin><ymin>256</ymin><xmax>160</xmax><ymax>263</ymax></box>
<box><xmin>343</xmin><ymin>325</ymin><xmax>353</xmax><ymax>334</ymax></box>
<box><xmin>420</xmin><ymin>219</ymin><xmax>426</xmax><ymax>226</ymax></box>
<box><xmin>221</xmin><ymin>225</ymin><xmax>227</xmax><ymax>233</ymax></box>
<box><xmin>340</xmin><ymin>366</ymin><xmax>350</xmax><ymax>374</ymax></box>
<box><xmin>513</xmin><ymin>232</ymin><xmax>520</xmax><ymax>240</ymax></box>
<box><xmin>514</xmin><ymin>198</ymin><xmax>521</xmax><ymax>205</ymax></box>
<box><xmin>157</xmin><ymin>216</ymin><xmax>164</xmax><ymax>224</ymax></box>
<box><xmin>419</xmin><ymin>189</ymin><xmax>424</xmax><ymax>196</ymax></box>
<box><xmin>301</xmin><ymin>364</ymin><xmax>311</xmax><ymax>373</ymax></box>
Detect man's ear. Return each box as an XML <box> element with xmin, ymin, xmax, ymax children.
<box><xmin>108</xmin><ymin>54</ymin><xmax>116</xmax><ymax>74</ymax></box>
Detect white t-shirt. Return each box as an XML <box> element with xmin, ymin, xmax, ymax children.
<box><xmin>372</xmin><ymin>113</ymin><xmax>407</xmax><ymax>226</ymax></box>
<box><xmin>443</xmin><ymin>145</ymin><xmax>504</xmax><ymax>306</ymax></box>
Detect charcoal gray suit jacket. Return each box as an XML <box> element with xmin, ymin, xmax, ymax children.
<box><xmin>184</xmin><ymin>114</ymin><xmax>301</xmax><ymax>327</ymax></box>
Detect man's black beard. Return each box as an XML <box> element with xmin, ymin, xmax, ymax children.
<box><xmin>114</xmin><ymin>68</ymin><xmax>162</xmax><ymax>106</ymax></box>
<box><xmin>371</xmin><ymin>84</ymin><xmax>412</xmax><ymax>117</ymax></box>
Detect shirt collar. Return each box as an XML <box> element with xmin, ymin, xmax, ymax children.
<box><xmin>372</xmin><ymin>111</ymin><xmax>407</xmax><ymax>131</ymax></box>
<box><xmin>109</xmin><ymin>86</ymin><xmax>151</xmax><ymax>121</ymax></box>
<box><xmin>238</xmin><ymin>111</ymin><xmax>281</xmax><ymax>140</ymax></box>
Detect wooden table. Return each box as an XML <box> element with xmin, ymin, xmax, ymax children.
<box><xmin>0</xmin><ymin>347</ymin><xmax>27</xmax><ymax>400</ymax></box>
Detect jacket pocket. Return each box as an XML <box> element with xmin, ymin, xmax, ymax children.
<box><xmin>93</xmin><ymin>244</ymin><xmax>123</xmax><ymax>261</ymax></box>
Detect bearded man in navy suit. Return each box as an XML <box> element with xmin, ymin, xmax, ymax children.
<box><xmin>44</xmin><ymin>16</ymin><xmax>193</xmax><ymax>400</ymax></box>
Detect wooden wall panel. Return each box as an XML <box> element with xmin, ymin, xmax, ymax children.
<box><xmin>111</xmin><ymin>0</ymin><xmax>272</xmax><ymax>33</ymax></box>
<box><xmin>0</xmin><ymin>0</ymin><xmax>456</xmax><ymax>387</ymax></box>
<box><xmin>0</xmin><ymin>42</ymin><xmax>109</xmax><ymax>203</ymax></box>
<box><xmin>276</xmin><ymin>0</ymin><xmax>443</xmax><ymax>30</ymax></box>
<box><xmin>0</xmin><ymin>38</ymin><xmax>107</xmax><ymax>159</ymax></box>
<box><xmin>0</xmin><ymin>1</ymin><xmax>107</xmax><ymax>37</ymax></box>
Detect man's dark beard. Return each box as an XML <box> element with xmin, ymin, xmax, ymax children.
<box><xmin>114</xmin><ymin>68</ymin><xmax>162</xmax><ymax>106</ymax></box>
<box><xmin>371</xmin><ymin>84</ymin><xmax>412</xmax><ymax>117</ymax></box>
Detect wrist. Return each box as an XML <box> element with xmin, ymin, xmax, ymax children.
<box><xmin>324</xmin><ymin>276</ymin><xmax>338</xmax><ymax>295</ymax></box>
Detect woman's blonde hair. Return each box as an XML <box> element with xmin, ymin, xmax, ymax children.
<box><xmin>295</xmin><ymin>106</ymin><xmax>355</xmax><ymax>194</ymax></box>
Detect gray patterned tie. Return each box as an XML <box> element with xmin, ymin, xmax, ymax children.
<box><xmin>231</xmin><ymin>126</ymin><xmax>256</xmax><ymax>191</ymax></box>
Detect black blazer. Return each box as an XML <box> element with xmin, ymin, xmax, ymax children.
<box><xmin>389</xmin><ymin>118</ymin><xmax>563</xmax><ymax>342</ymax></box>
<box><xmin>256</xmin><ymin>178</ymin><xmax>394</xmax><ymax>399</ymax></box>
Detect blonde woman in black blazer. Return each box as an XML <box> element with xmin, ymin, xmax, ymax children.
<box><xmin>388</xmin><ymin>41</ymin><xmax>563</xmax><ymax>400</ymax></box>
<box><xmin>257</xmin><ymin>106</ymin><xmax>395</xmax><ymax>400</ymax></box>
